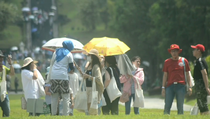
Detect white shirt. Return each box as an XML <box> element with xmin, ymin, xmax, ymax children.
<box><xmin>51</xmin><ymin>53</ymin><xmax>73</xmax><ymax>80</ymax></box>
<box><xmin>68</xmin><ymin>73</ymin><xmax>79</xmax><ymax>98</ymax></box>
<box><xmin>21</xmin><ymin>69</ymin><xmax>39</xmax><ymax>101</ymax></box>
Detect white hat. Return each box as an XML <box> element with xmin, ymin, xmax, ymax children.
<box><xmin>22</xmin><ymin>57</ymin><xmax>38</xmax><ymax>68</ymax></box>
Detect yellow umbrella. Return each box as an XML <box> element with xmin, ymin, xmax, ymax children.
<box><xmin>83</xmin><ymin>37</ymin><xmax>130</xmax><ymax>56</ymax></box>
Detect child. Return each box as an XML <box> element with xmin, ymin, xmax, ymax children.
<box><xmin>68</xmin><ymin>68</ymin><xmax>79</xmax><ymax>116</ymax></box>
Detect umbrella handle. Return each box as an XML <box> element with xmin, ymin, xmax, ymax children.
<box><xmin>73</xmin><ymin>61</ymin><xmax>84</xmax><ymax>75</ymax></box>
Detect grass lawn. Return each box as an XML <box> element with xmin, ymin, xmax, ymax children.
<box><xmin>0</xmin><ymin>94</ymin><xmax>208</xmax><ymax>119</ymax></box>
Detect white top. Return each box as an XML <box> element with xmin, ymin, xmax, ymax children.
<box><xmin>21</xmin><ymin>69</ymin><xmax>39</xmax><ymax>101</ymax></box>
<box><xmin>51</xmin><ymin>53</ymin><xmax>73</xmax><ymax>80</ymax></box>
<box><xmin>68</xmin><ymin>73</ymin><xmax>79</xmax><ymax>98</ymax></box>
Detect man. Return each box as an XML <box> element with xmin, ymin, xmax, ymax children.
<box><xmin>191</xmin><ymin>44</ymin><xmax>210</xmax><ymax>115</ymax></box>
<box><xmin>0</xmin><ymin>50</ymin><xmax>14</xmax><ymax>117</ymax></box>
<box><xmin>162</xmin><ymin>44</ymin><xmax>192</xmax><ymax>115</ymax></box>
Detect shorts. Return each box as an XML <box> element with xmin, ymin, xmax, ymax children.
<box><xmin>86</xmin><ymin>87</ymin><xmax>92</xmax><ymax>103</ymax></box>
<box><xmin>195</xmin><ymin>80</ymin><xmax>209</xmax><ymax>113</ymax></box>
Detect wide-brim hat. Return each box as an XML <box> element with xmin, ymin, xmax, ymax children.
<box><xmin>168</xmin><ymin>44</ymin><xmax>182</xmax><ymax>53</ymax></box>
<box><xmin>0</xmin><ymin>50</ymin><xmax>5</xmax><ymax>57</ymax></box>
<box><xmin>88</xmin><ymin>49</ymin><xmax>101</xmax><ymax>61</ymax></box>
<box><xmin>22</xmin><ymin>57</ymin><xmax>38</xmax><ymax>68</ymax></box>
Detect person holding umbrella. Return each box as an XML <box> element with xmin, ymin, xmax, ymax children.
<box><xmin>0</xmin><ymin>50</ymin><xmax>14</xmax><ymax>117</ymax></box>
<box><xmin>47</xmin><ymin>40</ymin><xmax>75</xmax><ymax>116</ymax></box>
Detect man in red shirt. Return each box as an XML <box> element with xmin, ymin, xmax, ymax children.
<box><xmin>162</xmin><ymin>44</ymin><xmax>192</xmax><ymax>115</ymax></box>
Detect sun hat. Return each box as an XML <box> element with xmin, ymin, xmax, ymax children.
<box><xmin>0</xmin><ymin>50</ymin><xmax>5</xmax><ymax>57</ymax></box>
<box><xmin>22</xmin><ymin>57</ymin><xmax>38</xmax><ymax>68</ymax></box>
<box><xmin>191</xmin><ymin>44</ymin><xmax>205</xmax><ymax>52</ymax></box>
<box><xmin>168</xmin><ymin>44</ymin><xmax>182</xmax><ymax>53</ymax></box>
<box><xmin>88</xmin><ymin>49</ymin><xmax>101</xmax><ymax>61</ymax></box>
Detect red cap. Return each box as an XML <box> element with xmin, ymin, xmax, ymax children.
<box><xmin>168</xmin><ymin>44</ymin><xmax>182</xmax><ymax>53</ymax></box>
<box><xmin>191</xmin><ymin>44</ymin><xmax>205</xmax><ymax>52</ymax></box>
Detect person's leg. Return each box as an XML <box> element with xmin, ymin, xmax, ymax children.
<box><xmin>111</xmin><ymin>97</ymin><xmax>120</xmax><ymax>115</ymax></box>
<box><xmin>175</xmin><ymin>84</ymin><xmax>186</xmax><ymax>115</ymax></box>
<box><xmin>62</xmin><ymin>93</ymin><xmax>70</xmax><ymax>116</ymax></box>
<box><xmin>132</xmin><ymin>94</ymin><xmax>139</xmax><ymax>115</ymax></box>
<box><xmin>196</xmin><ymin>89</ymin><xmax>209</xmax><ymax>115</ymax></box>
<box><xmin>125</xmin><ymin>94</ymin><xmax>132</xmax><ymax>115</ymax></box>
<box><xmin>164</xmin><ymin>84</ymin><xmax>175</xmax><ymax>115</ymax></box>
<box><xmin>1</xmin><ymin>94</ymin><xmax>10</xmax><ymax>117</ymax></box>
<box><xmin>102</xmin><ymin>90</ymin><xmax>111</xmax><ymax>115</ymax></box>
<box><xmin>51</xmin><ymin>93</ymin><xmax>59</xmax><ymax>115</ymax></box>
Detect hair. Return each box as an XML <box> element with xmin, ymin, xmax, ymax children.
<box><xmin>90</xmin><ymin>55</ymin><xmax>102</xmax><ymax>71</ymax></box>
<box><xmin>131</xmin><ymin>56</ymin><xmax>141</xmax><ymax>62</ymax></box>
<box><xmin>105</xmin><ymin>56</ymin><xmax>120</xmax><ymax>78</ymax></box>
<box><xmin>21</xmin><ymin>62</ymin><xmax>32</xmax><ymax>71</ymax></box>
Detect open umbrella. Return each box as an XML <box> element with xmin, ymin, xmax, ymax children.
<box><xmin>83</xmin><ymin>37</ymin><xmax>130</xmax><ymax>56</ymax></box>
<box><xmin>11</xmin><ymin>46</ymin><xmax>18</xmax><ymax>51</ymax></box>
<box><xmin>42</xmin><ymin>37</ymin><xmax>84</xmax><ymax>52</ymax></box>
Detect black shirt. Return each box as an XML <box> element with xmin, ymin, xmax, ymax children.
<box><xmin>193</xmin><ymin>57</ymin><xmax>208</xmax><ymax>80</ymax></box>
<box><xmin>86</xmin><ymin>70</ymin><xmax>92</xmax><ymax>87</ymax></box>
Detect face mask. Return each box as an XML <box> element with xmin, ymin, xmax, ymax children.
<box><xmin>87</xmin><ymin>56</ymin><xmax>91</xmax><ymax>62</ymax></box>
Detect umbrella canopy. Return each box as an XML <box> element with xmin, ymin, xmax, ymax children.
<box><xmin>13</xmin><ymin>64</ymin><xmax>21</xmax><ymax>69</ymax></box>
<box><xmin>11</xmin><ymin>46</ymin><xmax>18</xmax><ymax>51</ymax></box>
<box><xmin>83</xmin><ymin>37</ymin><xmax>130</xmax><ymax>56</ymax></box>
<box><xmin>73</xmin><ymin>53</ymin><xmax>84</xmax><ymax>59</ymax></box>
<box><xmin>42</xmin><ymin>37</ymin><xmax>84</xmax><ymax>52</ymax></box>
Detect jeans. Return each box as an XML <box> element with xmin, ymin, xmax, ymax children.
<box><xmin>0</xmin><ymin>94</ymin><xmax>10</xmax><ymax>117</ymax></box>
<box><xmin>164</xmin><ymin>83</ymin><xmax>186</xmax><ymax>115</ymax></box>
<box><xmin>125</xmin><ymin>94</ymin><xmax>139</xmax><ymax>115</ymax></box>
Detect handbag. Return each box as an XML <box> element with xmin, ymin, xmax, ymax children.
<box><xmin>21</xmin><ymin>96</ymin><xmax>27</xmax><ymax>110</ymax></box>
<box><xmin>74</xmin><ymin>79</ymin><xmax>88</xmax><ymax>112</ymax></box>
<box><xmin>89</xmin><ymin>78</ymin><xmax>98</xmax><ymax>115</ymax></box>
<box><xmin>190</xmin><ymin>103</ymin><xmax>199</xmax><ymax>115</ymax></box>
<box><xmin>133</xmin><ymin>78</ymin><xmax>144</xmax><ymax>108</ymax></box>
<box><xmin>119</xmin><ymin>91</ymin><xmax>129</xmax><ymax>103</ymax></box>
<box><xmin>106</xmin><ymin>67</ymin><xmax>122</xmax><ymax>102</ymax></box>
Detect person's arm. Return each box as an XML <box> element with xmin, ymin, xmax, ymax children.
<box><xmin>186</xmin><ymin>71</ymin><xmax>192</xmax><ymax>95</ymax></box>
<box><xmin>31</xmin><ymin>65</ymin><xmax>38</xmax><ymax>80</ymax></box>
<box><xmin>201</xmin><ymin>69</ymin><xmax>210</xmax><ymax>95</ymax></box>
<box><xmin>70</xmin><ymin>93</ymin><xmax>74</xmax><ymax>108</ymax></box>
<box><xmin>161</xmin><ymin>72</ymin><xmax>168</xmax><ymax>97</ymax></box>
<box><xmin>45</xmin><ymin>86</ymin><xmax>51</xmax><ymax>95</ymax></box>
<box><xmin>7</xmin><ymin>55</ymin><xmax>15</xmax><ymax>76</ymax></box>
<box><xmin>133</xmin><ymin>70</ymin><xmax>144</xmax><ymax>85</ymax></box>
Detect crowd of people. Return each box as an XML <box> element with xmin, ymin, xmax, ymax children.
<box><xmin>0</xmin><ymin>42</ymin><xmax>209</xmax><ymax>117</ymax></box>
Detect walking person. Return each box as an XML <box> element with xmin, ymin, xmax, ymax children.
<box><xmin>162</xmin><ymin>44</ymin><xmax>192</xmax><ymax>115</ymax></box>
<box><xmin>48</xmin><ymin>40</ymin><xmax>75</xmax><ymax>116</ymax></box>
<box><xmin>82</xmin><ymin>49</ymin><xmax>104</xmax><ymax>115</ymax></box>
<box><xmin>14</xmin><ymin>77</ymin><xmax>19</xmax><ymax>94</ymax></box>
<box><xmin>120</xmin><ymin>56</ymin><xmax>144</xmax><ymax>115</ymax></box>
<box><xmin>191</xmin><ymin>44</ymin><xmax>210</xmax><ymax>115</ymax></box>
<box><xmin>102</xmin><ymin>56</ymin><xmax>121</xmax><ymax>115</ymax></box>
<box><xmin>0</xmin><ymin>51</ymin><xmax>15</xmax><ymax>117</ymax></box>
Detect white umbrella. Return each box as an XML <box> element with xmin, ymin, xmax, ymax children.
<box><xmin>73</xmin><ymin>53</ymin><xmax>84</xmax><ymax>59</ymax></box>
<box><xmin>13</xmin><ymin>64</ymin><xmax>21</xmax><ymax>69</ymax></box>
<box><xmin>42</xmin><ymin>37</ymin><xmax>84</xmax><ymax>52</ymax></box>
<box><xmin>11</xmin><ymin>46</ymin><xmax>18</xmax><ymax>51</ymax></box>
<box><xmin>22</xmin><ymin>7</ymin><xmax>30</xmax><ymax>12</ymax></box>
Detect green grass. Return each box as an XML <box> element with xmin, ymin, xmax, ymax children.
<box><xmin>1</xmin><ymin>94</ymin><xmax>209</xmax><ymax>118</ymax></box>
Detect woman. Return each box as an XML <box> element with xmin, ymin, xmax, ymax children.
<box><xmin>102</xmin><ymin>56</ymin><xmax>121</xmax><ymax>115</ymax></box>
<box><xmin>120</xmin><ymin>56</ymin><xmax>144</xmax><ymax>115</ymax></box>
<box><xmin>21</xmin><ymin>57</ymin><xmax>44</xmax><ymax>116</ymax></box>
<box><xmin>82</xmin><ymin>49</ymin><xmax>104</xmax><ymax>115</ymax></box>
<box><xmin>49</xmin><ymin>40</ymin><xmax>74</xmax><ymax>116</ymax></box>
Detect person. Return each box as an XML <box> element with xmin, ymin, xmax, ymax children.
<box><xmin>0</xmin><ymin>50</ymin><xmax>15</xmax><ymax>117</ymax></box>
<box><xmin>48</xmin><ymin>40</ymin><xmax>75</xmax><ymax>116</ymax></box>
<box><xmin>21</xmin><ymin>57</ymin><xmax>44</xmax><ymax>116</ymax></box>
<box><xmin>121</xmin><ymin>56</ymin><xmax>144</xmax><ymax>115</ymax></box>
<box><xmin>102</xmin><ymin>56</ymin><xmax>121</xmax><ymax>115</ymax></box>
<box><xmin>44</xmin><ymin>67</ymin><xmax>52</xmax><ymax>114</ymax></box>
<box><xmin>14</xmin><ymin>77</ymin><xmax>19</xmax><ymax>94</ymax></box>
<box><xmin>191</xmin><ymin>44</ymin><xmax>210</xmax><ymax>115</ymax></box>
<box><xmin>82</xmin><ymin>49</ymin><xmax>104</xmax><ymax>115</ymax></box>
<box><xmin>68</xmin><ymin>68</ymin><xmax>79</xmax><ymax>116</ymax></box>
<box><xmin>162</xmin><ymin>44</ymin><xmax>192</xmax><ymax>115</ymax></box>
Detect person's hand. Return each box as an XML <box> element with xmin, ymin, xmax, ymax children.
<box><xmin>162</xmin><ymin>88</ymin><xmax>165</xmax><ymax>97</ymax></box>
<box><xmin>83</xmin><ymin>74</ymin><xmax>90</xmax><ymax>79</ymax></box>
<box><xmin>206</xmin><ymin>88</ymin><xmax>210</xmax><ymax>95</ymax></box>
<box><xmin>46</xmin><ymin>92</ymin><xmax>51</xmax><ymax>96</ymax></box>
<box><xmin>7</xmin><ymin>55</ymin><xmax>12</xmax><ymax>65</ymax></box>
<box><xmin>188</xmin><ymin>88</ymin><xmax>192</xmax><ymax>96</ymax></box>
